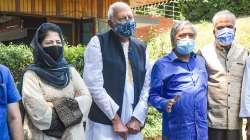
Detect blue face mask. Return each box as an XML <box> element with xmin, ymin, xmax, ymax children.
<box><xmin>113</xmin><ymin>20</ymin><xmax>136</xmax><ymax>37</ymax></box>
<box><xmin>216</xmin><ymin>27</ymin><xmax>235</xmax><ymax>46</ymax></box>
<box><xmin>176</xmin><ymin>39</ymin><xmax>195</xmax><ymax>55</ymax></box>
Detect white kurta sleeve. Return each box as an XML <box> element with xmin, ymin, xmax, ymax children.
<box><xmin>132</xmin><ymin>51</ymin><xmax>151</xmax><ymax>124</ymax></box>
<box><xmin>83</xmin><ymin>36</ymin><xmax>119</xmax><ymax>120</ymax></box>
<box><xmin>22</xmin><ymin>71</ymin><xmax>52</xmax><ymax>130</ymax></box>
<box><xmin>240</xmin><ymin>56</ymin><xmax>250</xmax><ymax>117</ymax></box>
<box><xmin>70</xmin><ymin>67</ymin><xmax>92</xmax><ymax>122</ymax></box>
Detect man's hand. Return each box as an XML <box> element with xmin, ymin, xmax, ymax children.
<box><xmin>112</xmin><ymin>114</ymin><xmax>128</xmax><ymax>139</ymax></box>
<box><xmin>166</xmin><ymin>95</ymin><xmax>181</xmax><ymax>113</ymax></box>
<box><xmin>126</xmin><ymin>117</ymin><xmax>141</xmax><ymax>134</ymax></box>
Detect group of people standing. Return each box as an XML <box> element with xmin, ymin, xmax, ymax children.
<box><xmin>1</xmin><ymin>1</ymin><xmax>250</xmax><ymax>140</ymax></box>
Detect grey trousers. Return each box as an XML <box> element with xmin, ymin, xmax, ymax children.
<box><xmin>208</xmin><ymin>127</ymin><xmax>242</xmax><ymax>140</ymax></box>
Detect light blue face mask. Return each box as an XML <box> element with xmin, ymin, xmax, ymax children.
<box><xmin>113</xmin><ymin>20</ymin><xmax>136</xmax><ymax>37</ymax></box>
<box><xmin>216</xmin><ymin>27</ymin><xmax>235</xmax><ymax>46</ymax></box>
<box><xmin>176</xmin><ymin>39</ymin><xmax>195</xmax><ymax>55</ymax></box>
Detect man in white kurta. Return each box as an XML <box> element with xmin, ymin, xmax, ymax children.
<box><xmin>83</xmin><ymin>2</ymin><xmax>151</xmax><ymax>140</ymax></box>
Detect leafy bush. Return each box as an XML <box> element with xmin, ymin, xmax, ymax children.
<box><xmin>142</xmin><ymin>32</ymin><xmax>171</xmax><ymax>138</ymax></box>
<box><xmin>179</xmin><ymin>0</ymin><xmax>250</xmax><ymax>21</ymax></box>
<box><xmin>0</xmin><ymin>44</ymin><xmax>84</xmax><ymax>82</ymax></box>
<box><xmin>147</xmin><ymin>32</ymin><xmax>172</xmax><ymax>61</ymax></box>
<box><xmin>143</xmin><ymin>107</ymin><xmax>162</xmax><ymax>138</ymax></box>
<box><xmin>0</xmin><ymin>44</ymin><xmax>33</xmax><ymax>82</ymax></box>
<box><xmin>64</xmin><ymin>44</ymin><xmax>85</xmax><ymax>74</ymax></box>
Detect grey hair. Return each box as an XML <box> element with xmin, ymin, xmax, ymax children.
<box><xmin>170</xmin><ymin>20</ymin><xmax>197</xmax><ymax>47</ymax></box>
<box><xmin>108</xmin><ymin>2</ymin><xmax>131</xmax><ymax>20</ymax></box>
<box><xmin>212</xmin><ymin>10</ymin><xmax>236</xmax><ymax>26</ymax></box>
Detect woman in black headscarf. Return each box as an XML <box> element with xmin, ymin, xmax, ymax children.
<box><xmin>21</xmin><ymin>23</ymin><xmax>92</xmax><ymax>140</ymax></box>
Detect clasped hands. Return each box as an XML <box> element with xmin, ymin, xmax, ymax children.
<box><xmin>112</xmin><ymin>114</ymin><xmax>141</xmax><ymax>140</ymax></box>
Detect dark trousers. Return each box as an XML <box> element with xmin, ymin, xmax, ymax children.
<box><xmin>208</xmin><ymin>127</ymin><xmax>242</xmax><ymax>140</ymax></box>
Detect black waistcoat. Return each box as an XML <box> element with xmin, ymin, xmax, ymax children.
<box><xmin>88</xmin><ymin>30</ymin><xmax>146</xmax><ymax>124</ymax></box>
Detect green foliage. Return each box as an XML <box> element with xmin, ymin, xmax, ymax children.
<box><xmin>147</xmin><ymin>31</ymin><xmax>172</xmax><ymax>61</ymax></box>
<box><xmin>143</xmin><ymin>107</ymin><xmax>162</xmax><ymax>138</ymax></box>
<box><xmin>142</xmin><ymin>31</ymin><xmax>170</xmax><ymax>138</ymax></box>
<box><xmin>0</xmin><ymin>44</ymin><xmax>85</xmax><ymax>82</ymax></box>
<box><xmin>0</xmin><ymin>44</ymin><xmax>33</xmax><ymax>82</ymax></box>
<box><xmin>146</xmin><ymin>16</ymin><xmax>250</xmax><ymax>58</ymax></box>
<box><xmin>64</xmin><ymin>45</ymin><xmax>85</xmax><ymax>74</ymax></box>
<box><xmin>179</xmin><ymin>0</ymin><xmax>250</xmax><ymax>21</ymax></box>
